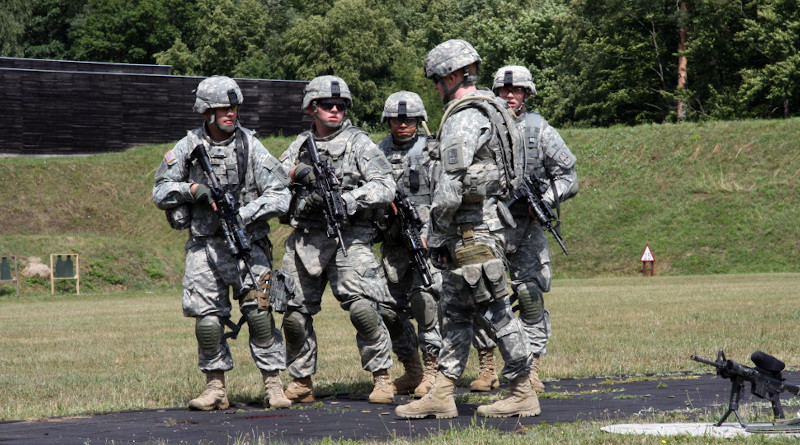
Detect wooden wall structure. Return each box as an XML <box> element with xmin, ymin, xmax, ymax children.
<box><xmin>0</xmin><ymin>58</ymin><xmax>311</xmax><ymax>155</ymax></box>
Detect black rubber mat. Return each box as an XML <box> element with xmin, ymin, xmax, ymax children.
<box><xmin>2</xmin><ymin>372</ymin><xmax>798</xmax><ymax>444</ymax></box>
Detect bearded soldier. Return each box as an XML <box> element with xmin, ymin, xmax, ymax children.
<box><xmin>395</xmin><ymin>40</ymin><xmax>540</xmax><ymax>419</ymax></box>
<box><xmin>470</xmin><ymin>66</ymin><xmax>579</xmax><ymax>394</ymax></box>
<box><xmin>377</xmin><ymin>91</ymin><xmax>443</xmax><ymax>398</ymax></box>
<box><xmin>153</xmin><ymin>75</ymin><xmax>292</xmax><ymax>411</ymax></box>
<box><xmin>271</xmin><ymin>75</ymin><xmax>397</xmax><ymax>404</ymax></box>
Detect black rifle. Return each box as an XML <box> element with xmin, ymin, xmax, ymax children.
<box><xmin>391</xmin><ymin>189</ymin><xmax>432</xmax><ymax>287</ymax></box>
<box><xmin>191</xmin><ymin>144</ymin><xmax>265</xmax><ymax>338</ymax></box>
<box><xmin>508</xmin><ymin>176</ymin><xmax>569</xmax><ymax>255</ymax></box>
<box><xmin>304</xmin><ymin>136</ymin><xmax>348</xmax><ymax>256</ymax></box>
<box><xmin>691</xmin><ymin>350</ymin><xmax>800</xmax><ymax>427</ymax></box>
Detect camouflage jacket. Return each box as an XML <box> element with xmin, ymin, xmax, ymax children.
<box><xmin>280</xmin><ymin>120</ymin><xmax>395</xmax><ymax>230</ymax></box>
<box><xmin>152</xmin><ymin>123</ymin><xmax>291</xmax><ymax>241</ymax></box>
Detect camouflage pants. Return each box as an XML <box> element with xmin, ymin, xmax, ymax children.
<box><xmin>472</xmin><ymin>217</ymin><xmax>553</xmax><ymax>355</ymax></box>
<box><xmin>182</xmin><ymin>235</ymin><xmax>285</xmax><ymax>372</ymax></box>
<box><xmin>277</xmin><ymin>227</ymin><xmax>393</xmax><ymax>378</ymax></box>
<box><xmin>382</xmin><ymin>248</ymin><xmax>443</xmax><ymax>358</ymax></box>
<box><xmin>437</xmin><ymin>231</ymin><xmax>532</xmax><ymax>381</ymax></box>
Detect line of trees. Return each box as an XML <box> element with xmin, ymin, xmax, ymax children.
<box><xmin>2</xmin><ymin>0</ymin><xmax>798</xmax><ymax>128</ymax></box>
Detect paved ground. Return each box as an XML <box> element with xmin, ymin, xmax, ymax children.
<box><xmin>2</xmin><ymin>372</ymin><xmax>799</xmax><ymax>444</ymax></box>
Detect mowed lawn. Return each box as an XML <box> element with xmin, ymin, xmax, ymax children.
<box><xmin>2</xmin><ymin>273</ymin><xmax>798</xmax><ymax>423</ymax></box>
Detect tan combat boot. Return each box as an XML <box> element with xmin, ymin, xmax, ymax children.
<box><xmin>469</xmin><ymin>348</ymin><xmax>499</xmax><ymax>391</ymax></box>
<box><xmin>531</xmin><ymin>354</ymin><xmax>545</xmax><ymax>393</ymax></box>
<box><xmin>284</xmin><ymin>376</ymin><xmax>315</xmax><ymax>403</ymax></box>
<box><xmin>188</xmin><ymin>371</ymin><xmax>230</xmax><ymax>411</ymax></box>
<box><xmin>476</xmin><ymin>373</ymin><xmax>541</xmax><ymax>418</ymax></box>
<box><xmin>261</xmin><ymin>370</ymin><xmax>291</xmax><ymax>409</ymax></box>
<box><xmin>369</xmin><ymin>369</ymin><xmax>395</xmax><ymax>404</ymax></box>
<box><xmin>414</xmin><ymin>352</ymin><xmax>438</xmax><ymax>398</ymax></box>
<box><xmin>395</xmin><ymin>372</ymin><xmax>458</xmax><ymax>419</ymax></box>
<box><xmin>392</xmin><ymin>354</ymin><xmax>424</xmax><ymax>395</ymax></box>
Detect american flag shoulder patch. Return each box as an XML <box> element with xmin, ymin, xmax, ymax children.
<box><xmin>164</xmin><ymin>150</ymin><xmax>177</xmax><ymax>165</ymax></box>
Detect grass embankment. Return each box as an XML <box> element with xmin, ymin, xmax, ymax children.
<box><xmin>1</xmin><ymin>119</ymin><xmax>798</xmax><ymax>295</ymax></box>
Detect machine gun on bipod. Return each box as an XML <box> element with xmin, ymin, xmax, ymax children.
<box><xmin>691</xmin><ymin>350</ymin><xmax>800</xmax><ymax>427</ymax></box>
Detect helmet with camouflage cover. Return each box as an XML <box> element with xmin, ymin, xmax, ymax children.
<box><xmin>424</xmin><ymin>39</ymin><xmax>482</xmax><ymax>80</ymax></box>
<box><xmin>381</xmin><ymin>91</ymin><xmax>428</xmax><ymax>123</ymax></box>
<box><xmin>492</xmin><ymin>65</ymin><xmax>537</xmax><ymax>96</ymax></box>
<box><xmin>193</xmin><ymin>76</ymin><xmax>244</xmax><ymax>114</ymax></box>
<box><xmin>301</xmin><ymin>75</ymin><xmax>353</xmax><ymax>110</ymax></box>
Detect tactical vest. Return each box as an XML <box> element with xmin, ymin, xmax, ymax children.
<box><xmin>189</xmin><ymin>127</ymin><xmax>257</xmax><ymax>207</ymax></box>
<box><xmin>379</xmin><ymin>134</ymin><xmax>432</xmax><ymax>207</ymax></box>
<box><xmin>523</xmin><ymin>112</ymin><xmax>547</xmax><ymax>181</ymax></box>
<box><xmin>439</xmin><ymin>94</ymin><xmax>519</xmax><ymax>200</ymax></box>
<box><xmin>290</xmin><ymin>126</ymin><xmax>377</xmax><ymax>226</ymax></box>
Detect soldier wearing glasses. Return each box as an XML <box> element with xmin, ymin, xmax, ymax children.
<box><xmin>272</xmin><ymin>75</ymin><xmax>398</xmax><ymax>404</ymax></box>
<box><xmin>376</xmin><ymin>91</ymin><xmax>443</xmax><ymax>398</ymax></box>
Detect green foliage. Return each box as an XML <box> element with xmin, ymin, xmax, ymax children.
<box><xmin>736</xmin><ymin>0</ymin><xmax>800</xmax><ymax>118</ymax></box>
<box><xmin>154</xmin><ymin>38</ymin><xmax>200</xmax><ymax>76</ymax></box>
<box><xmin>0</xmin><ymin>0</ymin><xmax>29</xmax><ymax>57</ymax></box>
<box><xmin>18</xmin><ymin>0</ymin><xmax>87</xmax><ymax>59</ymax></box>
<box><xmin>70</xmin><ymin>0</ymin><xmax>198</xmax><ymax>63</ymax></box>
<box><xmin>550</xmin><ymin>0</ymin><xmax>680</xmax><ymax>126</ymax></box>
<box><xmin>276</xmin><ymin>0</ymin><xmax>411</xmax><ymax>122</ymax></box>
<box><xmin>9</xmin><ymin>0</ymin><xmax>800</xmax><ymax>126</ymax></box>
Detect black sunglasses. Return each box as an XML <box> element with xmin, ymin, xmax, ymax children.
<box><xmin>317</xmin><ymin>100</ymin><xmax>348</xmax><ymax>112</ymax></box>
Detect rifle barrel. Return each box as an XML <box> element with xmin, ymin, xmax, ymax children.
<box><xmin>691</xmin><ymin>355</ymin><xmax>723</xmax><ymax>368</ymax></box>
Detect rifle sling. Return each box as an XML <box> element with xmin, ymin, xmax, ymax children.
<box><xmin>234</xmin><ymin>127</ymin><xmax>248</xmax><ymax>194</ymax></box>
<box><xmin>550</xmin><ymin>176</ymin><xmax>562</xmax><ymax>235</ymax></box>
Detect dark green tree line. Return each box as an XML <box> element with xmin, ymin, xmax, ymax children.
<box><xmin>2</xmin><ymin>0</ymin><xmax>798</xmax><ymax>126</ymax></box>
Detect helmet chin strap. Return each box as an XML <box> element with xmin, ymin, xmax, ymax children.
<box><xmin>394</xmin><ymin>135</ymin><xmax>415</xmax><ymax>144</ymax></box>
<box><xmin>438</xmin><ymin>67</ymin><xmax>479</xmax><ymax>103</ymax></box>
<box><xmin>207</xmin><ymin>113</ymin><xmax>236</xmax><ymax>132</ymax></box>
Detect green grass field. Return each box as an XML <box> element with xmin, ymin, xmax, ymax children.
<box><xmin>2</xmin><ymin>274</ymin><xmax>799</xmax><ymax>444</ymax></box>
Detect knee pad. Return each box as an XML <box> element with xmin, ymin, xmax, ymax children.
<box><xmin>349</xmin><ymin>300</ymin><xmax>380</xmax><ymax>340</ymax></box>
<box><xmin>410</xmin><ymin>292</ymin><xmax>438</xmax><ymax>331</ymax></box>
<box><xmin>516</xmin><ymin>283</ymin><xmax>544</xmax><ymax>324</ymax></box>
<box><xmin>282</xmin><ymin>310</ymin><xmax>307</xmax><ymax>347</ymax></box>
<box><xmin>246</xmin><ymin>309</ymin><xmax>274</xmax><ymax>348</ymax></box>
<box><xmin>195</xmin><ymin>316</ymin><xmax>223</xmax><ymax>356</ymax></box>
<box><xmin>380</xmin><ymin>307</ymin><xmax>403</xmax><ymax>339</ymax></box>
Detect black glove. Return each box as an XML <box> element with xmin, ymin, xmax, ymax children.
<box><xmin>305</xmin><ymin>191</ymin><xmax>324</xmax><ymax>208</ymax></box>
<box><xmin>192</xmin><ymin>184</ymin><xmax>214</xmax><ymax>205</ymax></box>
<box><xmin>299</xmin><ymin>191</ymin><xmax>324</xmax><ymax>215</ymax></box>
<box><xmin>292</xmin><ymin>162</ymin><xmax>316</xmax><ymax>185</ymax></box>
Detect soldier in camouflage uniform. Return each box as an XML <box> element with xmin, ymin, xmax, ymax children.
<box><xmin>377</xmin><ymin>91</ymin><xmax>443</xmax><ymax>398</ymax></box>
<box><xmin>395</xmin><ymin>40</ymin><xmax>540</xmax><ymax>419</ymax></box>
<box><xmin>152</xmin><ymin>76</ymin><xmax>292</xmax><ymax>411</ymax></box>
<box><xmin>470</xmin><ymin>66</ymin><xmax>579</xmax><ymax>395</ymax></box>
<box><xmin>470</xmin><ymin>65</ymin><xmax>578</xmax><ymax>392</ymax></box>
<box><xmin>272</xmin><ymin>75</ymin><xmax>397</xmax><ymax>404</ymax></box>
